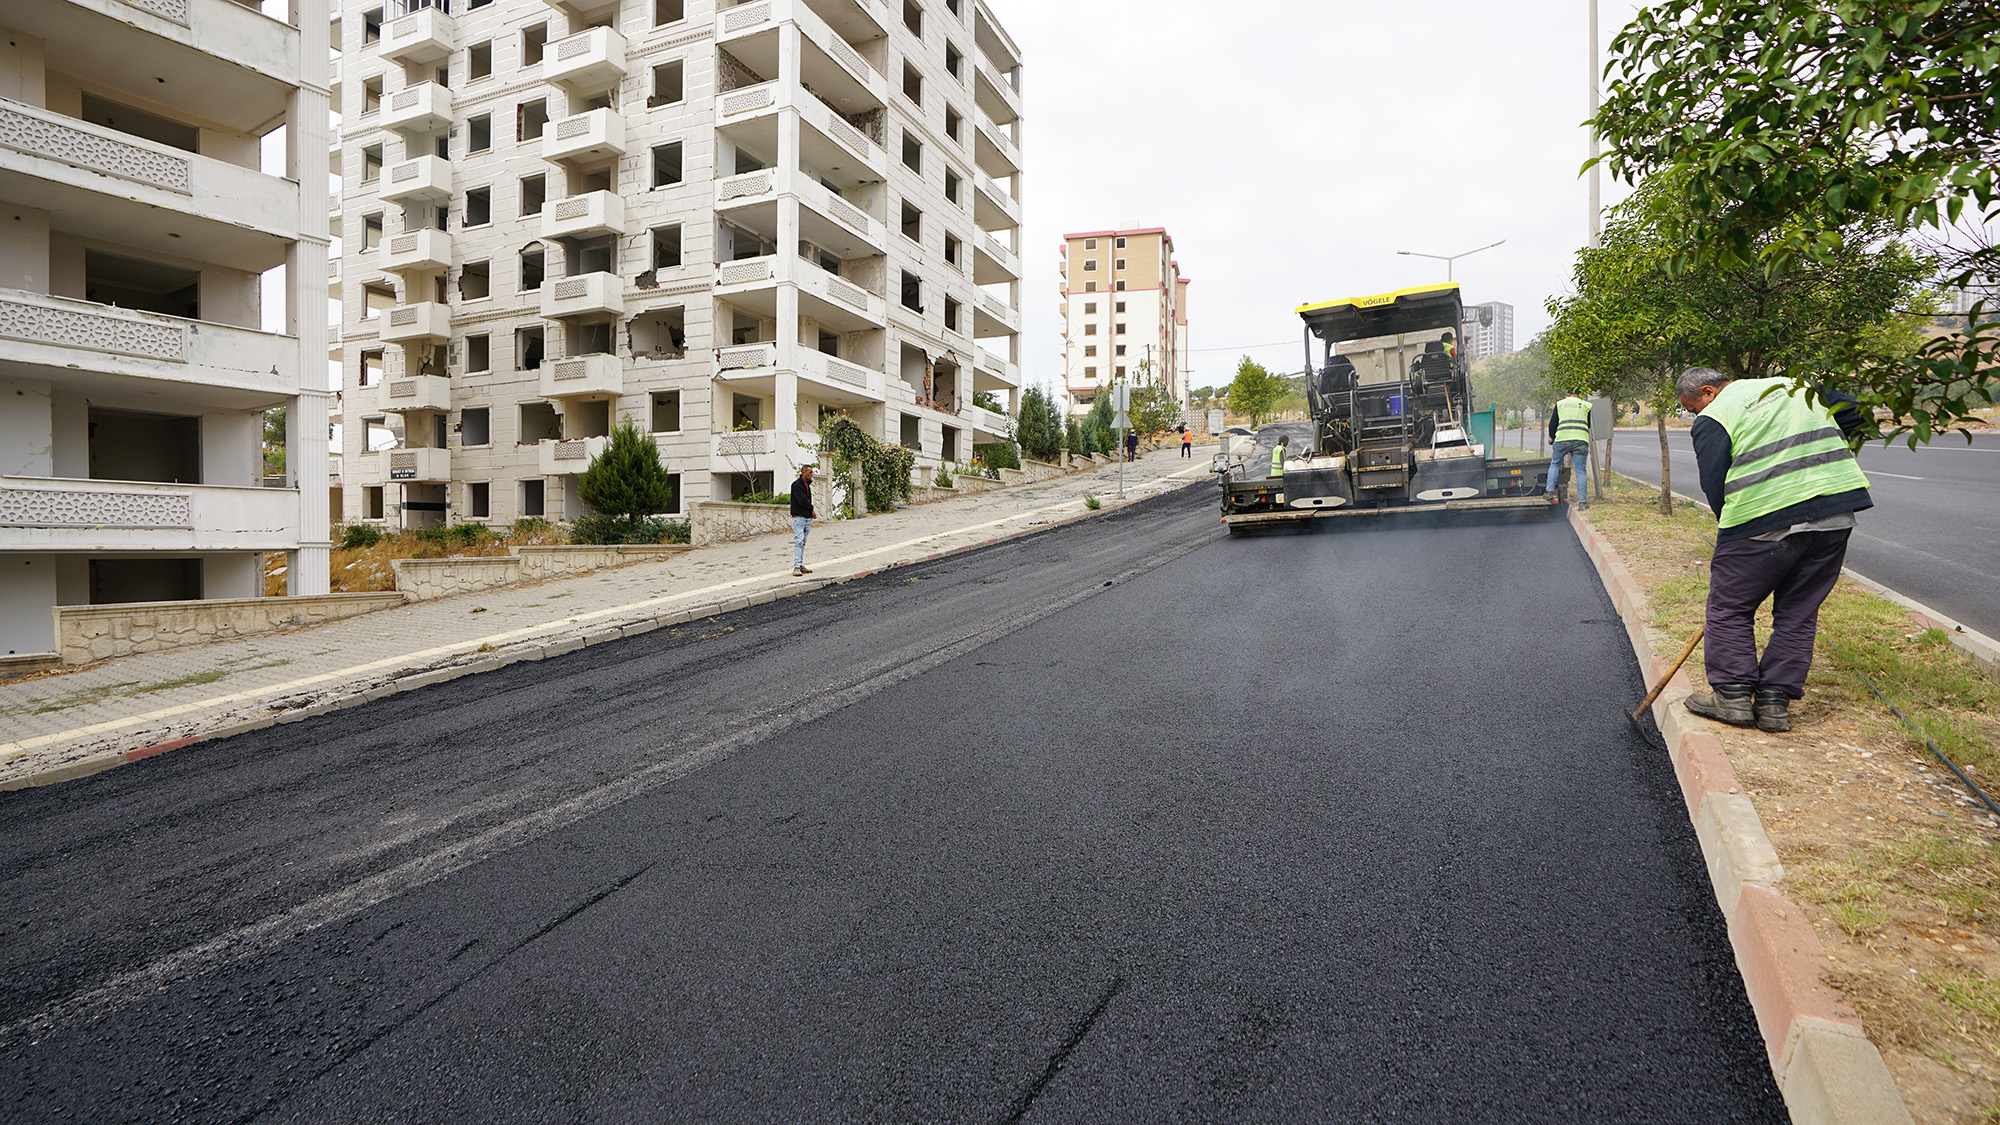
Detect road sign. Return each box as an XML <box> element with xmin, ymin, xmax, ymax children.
<box><xmin>1113</xmin><ymin>385</ymin><xmax>1130</xmax><ymax>412</ymax></box>
<box><xmin>1206</xmin><ymin>409</ymin><xmax>1224</xmax><ymax>433</ymax></box>
<box><xmin>1112</xmin><ymin>413</ymin><xmax>1132</xmax><ymax>430</ymax></box>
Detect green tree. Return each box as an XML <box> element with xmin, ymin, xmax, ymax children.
<box><xmin>1591</xmin><ymin>0</ymin><xmax>2000</xmax><ymax>442</ymax></box>
<box><xmin>1129</xmin><ymin>384</ymin><xmax>1182</xmax><ymax>439</ymax></box>
<box><xmin>1226</xmin><ymin>357</ymin><xmax>1285</xmax><ymax>425</ymax></box>
<box><xmin>577</xmin><ymin>417</ymin><xmax>675</xmax><ymax>538</ymax></box>
<box><xmin>1014</xmin><ymin>386</ymin><xmax>1066</xmax><ymax>463</ymax></box>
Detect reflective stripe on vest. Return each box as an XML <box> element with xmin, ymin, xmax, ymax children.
<box><xmin>1703</xmin><ymin>377</ymin><xmax>1869</xmax><ymax>529</ymax></box>
<box><xmin>1554</xmin><ymin>397</ymin><xmax>1591</xmax><ymax>442</ymax></box>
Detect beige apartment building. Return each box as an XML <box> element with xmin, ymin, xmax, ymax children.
<box><xmin>0</xmin><ymin>0</ymin><xmax>333</xmax><ymax>660</ymax></box>
<box><xmin>334</xmin><ymin>0</ymin><xmax>1023</xmax><ymax>529</ymax></box>
<box><xmin>1058</xmin><ymin>225</ymin><xmax>1188</xmax><ymax>417</ymax></box>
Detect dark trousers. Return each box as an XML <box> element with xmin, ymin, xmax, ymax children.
<box><xmin>1704</xmin><ymin>528</ymin><xmax>1851</xmax><ymax>698</ymax></box>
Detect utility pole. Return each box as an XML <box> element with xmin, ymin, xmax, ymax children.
<box><xmin>1588</xmin><ymin>0</ymin><xmax>1601</xmax><ymax>248</ymax></box>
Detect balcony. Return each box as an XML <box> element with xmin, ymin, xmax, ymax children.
<box><xmin>716</xmin><ymin>342</ymin><xmax>777</xmax><ymax>374</ymax></box>
<box><xmin>798</xmin><ymin>351</ymin><xmax>883</xmax><ymax>403</ymax></box>
<box><xmin>974</xmin><ymin>55</ymin><xmax>1022</xmax><ymax>126</ymax></box>
<box><xmin>539</xmin><ymin>353</ymin><xmax>623</xmax><ymax>400</ymax></box>
<box><xmin>718</xmin><ymin>0</ymin><xmax>888</xmax><ymax>111</ymax></box>
<box><xmin>381</xmin><ymin>81</ymin><xmax>453</xmax><ymax>134</ymax></box>
<box><xmin>977</xmin><ymin>346</ymin><xmax>1016</xmax><ymax>385</ymax></box>
<box><xmin>973</xmin><ymin>113</ymin><xmax>1020</xmax><ymax>179</ymax></box>
<box><xmin>715</xmin><ymin>168</ymin><xmax>777</xmax><ymax>211</ymax></box>
<box><xmin>0</xmin><ymin>99</ymin><xmax>299</xmax><ymax>274</ymax></box>
<box><xmin>0</xmin><ymin>477</ymin><xmax>302</xmax><ymax>553</ymax></box>
<box><xmin>541</xmin><ymin>191</ymin><xmax>625</xmax><ymax>240</ymax></box>
<box><xmin>381</xmin><ymin>155</ymin><xmax>451</xmax><ymax>204</ymax></box>
<box><xmin>715</xmin><ymin>255</ymin><xmax>777</xmax><ymax>294</ymax></box>
<box><xmin>972</xmin><ymin>405</ymin><xmax>1009</xmax><ymax>438</ymax></box>
<box><xmin>716</xmin><ymin>81</ymin><xmax>888</xmax><ymax>182</ymax></box>
<box><xmin>709</xmin><ymin>428</ymin><xmax>817</xmax><ymax>474</ymax></box>
<box><xmin>974</xmin><ymin>234</ymin><xmax>1021</xmax><ymax>285</ymax></box>
<box><xmin>380</xmin><ymin>228</ymin><xmax>452</xmax><ymax>274</ymax></box>
<box><xmin>545</xmin><ymin>27</ymin><xmax>627</xmax><ymax>93</ymax></box>
<box><xmin>542</xmin><ymin>108</ymin><xmax>626</xmax><ymax>164</ymax></box>
<box><xmin>539</xmin><ymin>272</ymin><xmax>623</xmax><ymax>318</ymax></box>
<box><xmin>377</xmin><ymin>302</ymin><xmax>451</xmax><ymax>343</ymax></box>
<box><xmin>0</xmin><ymin>288</ymin><xmax>296</xmax><ymax>404</ymax></box>
<box><xmin>798</xmin><ymin>264</ymin><xmax>886</xmax><ymax>328</ymax></box>
<box><xmin>974</xmin><ymin>170</ymin><xmax>1021</xmax><ymax>232</ymax></box>
<box><xmin>380</xmin><ymin>6</ymin><xmax>453</xmax><ymax>66</ymax></box>
<box><xmin>384</xmin><ymin>374</ymin><xmax>452</xmax><ymax>413</ymax></box>
<box><xmin>973</xmin><ymin>290</ymin><xmax>1018</xmax><ymax>338</ymax></box>
<box><xmin>538</xmin><ymin>435</ymin><xmax>610</xmax><ymax>476</ymax></box>
<box><xmin>801</xmin><ymin>180</ymin><xmax>879</xmax><ymax>245</ymax></box>
<box><xmin>387</xmin><ymin>446</ymin><xmax>452</xmax><ymax>483</ymax></box>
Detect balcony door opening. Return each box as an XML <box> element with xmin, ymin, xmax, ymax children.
<box><xmin>519</xmin><ymin>401</ymin><xmax>560</xmax><ymax>443</ymax></box>
<box><xmin>631</xmin><ymin>307</ymin><xmax>686</xmax><ymax>358</ymax></box>
<box><xmin>89</xmin><ymin>408</ymin><xmax>200</xmax><ymax>484</ymax></box>
<box><xmin>567</xmin><ymin>320</ymin><xmax>613</xmax><ymax>356</ymax></box>
<box><xmin>569</xmin><ymin>399</ymin><xmax>612</xmax><ymax>439</ymax></box>
<box><xmin>81</xmin><ymin>94</ymin><xmax>199</xmax><ymax>153</ymax></box>
<box><xmin>85</xmin><ymin>252</ymin><xmax>199</xmax><ymax>320</ymax></box>
<box><xmin>564</xmin><ymin>235</ymin><xmax>615</xmax><ymax>276</ymax></box>
<box><xmin>730</xmin><ymin>393</ymin><xmax>763</xmax><ymax>431</ymax></box>
<box><xmin>727</xmin><ymin>472</ymin><xmax>773</xmax><ymax>501</ymax></box>
<box><xmin>89</xmin><ymin>558</ymin><xmax>201</xmax><ymax>605</ymax></box>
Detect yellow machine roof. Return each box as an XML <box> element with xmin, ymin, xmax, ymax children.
<box><xmin>1296</xmin><ymin>283</ymin><xmax>1463</xmax><ymax>342</ymax></box>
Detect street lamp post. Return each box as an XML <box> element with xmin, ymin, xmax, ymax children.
<box><xmin>1395</xmin><ymin>239</ymin><xmax>1507</xmax><ymax>282</ymax></box>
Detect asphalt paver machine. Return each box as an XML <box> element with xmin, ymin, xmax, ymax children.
<box><xmin>1219</xmin><ymin>283</ymin><xmax>1551</xmax><ymax>532</ymax></box>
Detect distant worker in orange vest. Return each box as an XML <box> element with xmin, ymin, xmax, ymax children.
<box><xmin>1180</xmin><ymin>425</ymin><xmax>1192</xmax><ymax>458</ymax></box>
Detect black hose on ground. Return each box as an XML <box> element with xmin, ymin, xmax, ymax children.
<box><xmin>1818</xmin><ymin>628</ymin><xmax>2000</xmax><ymax>822</ymax></box>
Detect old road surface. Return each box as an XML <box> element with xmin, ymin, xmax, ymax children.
<box><xmin>0</xmin><ymin>484</ymin><xmax>1786</xmax><ymax>1123</ymax></box>
<box><xmin>1611</xmin><ymin>427</ymin><xmax>2000</xmax><ymax>641</ymax></box>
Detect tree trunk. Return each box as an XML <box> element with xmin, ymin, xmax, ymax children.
<box><xmin>1656</xmin><ymin>410</ymin><xmax>1674</xmax><ymax>516</ymax></box>
<box><xmin>1595</xmin><ymin>403</ymin><xmax>1610</xmax><ymax>500</ymax></box>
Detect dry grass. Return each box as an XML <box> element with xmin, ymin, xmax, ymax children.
<box><xmin>263</xmin><ymin>525</ymin><xmax>572</xmax><ymax>595</ymax></box>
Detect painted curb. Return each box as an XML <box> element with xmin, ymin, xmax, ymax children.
<box><xmin>1566</xmin><ymin>504</ymin><xmax>1915</xmax><ymax>1124</ymax></box>
<box><xmin>1</xmin><ymin>473</ymin><xmax>1200</xmax><ymax>788</ymax></box>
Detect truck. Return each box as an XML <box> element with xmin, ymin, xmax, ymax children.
<box><xmin>1219</xmin><ymin>283</ymin><xmax>1552</xmax><ymax>533</ymax></box>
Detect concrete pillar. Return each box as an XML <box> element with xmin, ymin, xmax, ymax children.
<box><xmin>287</xmin><ymin>18</ymin><xmax>332</xmax><ymax>596</ymax></box>
<box><xmin>774</xmin><ymin>25</ymin><xmax>803</xmax><ymax>465</ymax></box>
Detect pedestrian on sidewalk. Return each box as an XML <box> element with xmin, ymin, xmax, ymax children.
<box><xmin>790</xmin><ymin>464</ymin><xmax>817</xmax><ymax>576</ymax></box>
<box><xmin>1180</xmin><ymin>425</ymin><xmax>1192</xmax><ymax>458</ymax></box>
<box><xmin>1546</xmin><ymin>390</ymin><xmax>1593</xmax><ymax>508</ymax></box>
<box><xmin>1676</xmin><ymin>368</ymin><xmax>1872</xmax><ymax>733</ymax></box>
<box><xmin>1126</xmin><ymin>429</ymin><xmax>1139</xmax><ymax>461</ymax></box>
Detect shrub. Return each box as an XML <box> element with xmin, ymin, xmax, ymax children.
<box><xmin>417</xmin><ymin>523</ymin><xmax>494</xmax><ymax>550</ymax></box>
<box><xmin>976</xmin><ymin>439</ymin><xmax>1020</xmax><ymax>471</ymax></box>
<box><xmin>571</xmin><ymin>513</ymin><xmax>682</xmax><ymax>544</ymax></box>
<box><xmin>511</xmin><ymin>516</ymin><xmax>551</xmax><ymax>537</ymax></box>
<box><xmin>934</xmin><ymin>465</ymin><xmax>953</xmax><ymax>488</ymax></box>
<box><xmin>339</xmin><ymin>524</ymin><xmax>385</xmax><ymax>550</ymax></box>
<box><xmin>732</xmin><ymin>491</ymin><xmax>790</xmax><ymax>506</ymax></box>
<box><xmin>660</xmin><ymin>519</ymin><xmax>691</xmax><ymax>544</ymax></box>
<box><xmin>577</xmin><ymin>417</ymin><xmax>675</xmax><ymax>539</ymax></box>
<box><xmin>820</xmin><ymin>416</ymin><xmax>915</xmax><ymax>513</ymax></box>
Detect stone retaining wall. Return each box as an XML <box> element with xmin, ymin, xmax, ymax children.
<box><xmin>392</xmin><ymin>545</ymin><xmax>690</xmax><ymax>601</ymax></box>
<box><xmin>691</xmin><ymin>501</ymin><xmax>793</xmax><ymax>547</ymax></box>
<box><xmin>56</xmin><ymin>593</ymin><xmax>406</xmax><ymax>665</ymax></box>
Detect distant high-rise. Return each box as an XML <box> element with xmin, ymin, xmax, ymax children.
<box><xmin>1464</xmin><ymin>301</ymin><xmax>1515</xmax><ymax>364</ymax></box>
<box><xmin>1058</xmin><ymin>226</ymin><xmax>1189</xmax><ymax>415</ymax></box>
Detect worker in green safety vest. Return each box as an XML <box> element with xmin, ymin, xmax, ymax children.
<box><xmin>1544</xmin><ymin>392</ymin><xmax>1593</xmax><ymax>508</ymax></box>
<box><xmin>1676</xmin><ymin>368</ymin><xmax>1872</xmax><ymax>733</ymax></box>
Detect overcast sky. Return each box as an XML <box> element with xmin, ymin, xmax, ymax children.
<box><xmin>998</xmin><ymin>0</ymin><xmax>1647</xmax><ymax>391</ymax></box>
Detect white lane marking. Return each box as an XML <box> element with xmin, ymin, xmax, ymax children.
<box><xmin>1862</xmin><ymin>471</ymin><xmax>1926</xmax><ymax>481</ymax></box>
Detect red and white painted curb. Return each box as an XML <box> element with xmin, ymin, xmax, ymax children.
<box><xmin>1568</xmin><ymin>505</ymin><xmax>1915</xmax><ymax>1125</ymax></box>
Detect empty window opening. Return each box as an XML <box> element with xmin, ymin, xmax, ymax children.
<box><xmin>944</xmin><ymin>234</ymin><xmax>961</xmax><ymax>267</ymax></box>
<box><xmin>520</xmin><ymin>174</ymin><xmax>546</xmax><ymax>215</ymax></box>
<box><xmin>632</xmin><ymin>307</ymin><xmax>686</xmax><ymax>358</ymax></box>
<box><xmin>1084</xmin><ymin>238</ymin><xmax>1097</xmax><ymax>250</ymax></box>
<box><xmin>651</xmin><ymin>224</ymin><xmax>683</xmax><ymax>270</ymax></box>
<box><xmin>900</xmin><ymin>412</ymin><xmax>920</xmax><ymax>449</ymax></box>
<box><xmin>1115</xmin><ymin>236</ymin><xmax>1127</xmax><ymax>249</ymax></box>
<box><xmin>362</xmin><ymin>414</ymin><xmax>397</xmax><ymax>452</ymax></box>
<box><xmin>522</xmin><ymin>24</ymin><xmax>549</xmax><ymax>66</ymax></box>
<box><xmin>902</xmin><ymin>133</ymin><xmax>922</xmax><ymax>173</ymax></box>
<box><xmin>945</xmin><ymin>107</ymin><xmax>962</xmax><ymax>143</ymax></box>
<box><xmin>902</xmin><ymin>63</ymin><xmax>922</xmax><ymax>106</ymax></box>
<box><xmin>465</xmin><ymin>186</ymin><xmax>491</xmax><ymax>226</ymax></box>
<box><xmin>1115</xmin><ymin>258</ymin><xmax>1126</xmax><ymax>270</ymax></box>
<box><xmin>361</xmin><ymin>143</ymin><xmax>383</xmax><ymax>181</ymax></box>
<box><xmin>903</xmin><ymin>0</ymin><xmax>922</xmax><ymax>36</ymax></box>
<box><xmin>568</xmin><ymin>320</ymin><xmax>613</xmax><ymax>356</ymax></box>
<box><xmin>943</xmin><ymin>425</ymin><xmax>959</xmax><ymax>462</ymax></box>
<box><xmin>945</xmin><ymin>43</ymin><xmax>963</xmax><ymax>81</ymax></box>
<box><xmin>468</xmin><ymin>114</ymin><xmax>491</xmax><ymax>152</ymax></box>
<box><xmin>359</xmin><ymin>349</ymin><xmax>384</xmax><ymax>385</ymax></box>
<box><xmin>652</xmin><ymin>143</ymin><xmax>684</xmax><ymax>187</ymax></box>
<box><xmin>362</xmin><ymin>7</ymin><xmax>382</xmax><ymax>42</ymax></box>
<box><xmin>519</xmin><ymin>99</ymin><xmax>548</xmax><ymax>143</ymax></box>
<box><xmin>519</xmin><ymin>247</ymin><xmax>545</xmax><ymax>291</ymax></box>
<box><xmin>565</xmin><ymin>235</ymin><xmax>614</xmax><ymax>276</ymax></box>
<box><xmin>459</xmin><ymin>260</ymin><xmax>490</xmax><ymax>299</ymax></box>
<box><xmin>88</xmin><ymin>407</ymin><xmax>200</xmax><ymax>484</ymax></box>
<box><xmin>519</xmin><ymin>478</ymin><xmax>545</xmax><ymax>516</ymax></box>
<box><xmin>465</xmin><ymin>334</ymin><xmax>490</xmax><ymax>373</ymax></box>
<box><xmin>365</xmin><ymin>484</ymin><xmax>386</xmax><ymax>519</ymax></box>
<box><xmin>943</xmin><ymin>297</ymin><xmax>960</xmax><ymax>333</ymax></box>
<box><xmin>468</xmin><ymin>41</ymin><xmax>493</xmax><ymax>80</ymax></box>
<box><xmin>467</xmin><ymin>480</ymin><xmax>490</xmax><ymax>517</ymax></box>
<box><xmin>518</xmin><ymin>401</ymin><xmax>559</xmax><ymax>442</ymax></box>
<box><xmin>362</xmin><ymin>77</ymin><xmax>383</xmax><ymax>115</ymax></box>
<box><xmin>900</xmin><ymin>270</ymin><xmax>921</xmax><ymax>312</ymax></box>
<box><xmin>655</xmin><ymin>0</ymin><xmax>685</xmax><ymax>25</ymax></box>
<box><xmin>651</xmin><ymin>390</ymin><xmax>682</xmax><ymax>431</ymax></box>
<box><xmin>651</xmin><ymin>61</ymin><xmax>685</xmax><ymax>106</ymax></box>
<box><xmin>944</xmin><ymin>168</ymin><xmax>961</xmax><ymax>204</ymax></box>
<box><xmin>516</xmin><ymin>325</ymin><xmax>545</xmax><ymax>370</ymax></box>
<box><xmin>901</xmin><ymin>201</ymin><xmax>921</xmax><ymax>242</ymax></box>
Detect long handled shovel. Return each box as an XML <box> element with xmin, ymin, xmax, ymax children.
<box><xmin>1630</xmin><ymin>625</ymin><xmax>1704</xmax><ymax>731</ymax></box>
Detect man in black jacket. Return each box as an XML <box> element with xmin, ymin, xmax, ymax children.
<box><xmin>790</xmin><ymin>465</ymin><xmax>817</xmax><ymax>576</ymax></box>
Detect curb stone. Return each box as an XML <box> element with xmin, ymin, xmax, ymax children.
<box><xmin>1567</xmin><ymin>505</ymin><xmax>1915</xmax><ymax>1125</ymax></box>
<box><xmin>1</xmin><ymin>474</ymin><xmax>1203</xmax><ymax>787</ymax></box>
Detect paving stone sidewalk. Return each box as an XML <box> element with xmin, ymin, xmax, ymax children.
<box><xmin>0</xmin><ymin>450</ymin><xmax>1213</xmax><ymax>788</ymax></box>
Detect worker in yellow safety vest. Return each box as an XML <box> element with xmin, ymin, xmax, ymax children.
<box><xmin>1545</xmin><ymin>392</ymin><xmax>1593</xmax><ymax>508</ymax></box>
<box><xmin>1675</xmin><ymin>368</ymin><xmax>1871</xmax><ymax>733</ymax></box>
<box><xmin>1270</xmin><ymin>439</ymin><xmax>1286</xmax><ymax>479</ymax></box>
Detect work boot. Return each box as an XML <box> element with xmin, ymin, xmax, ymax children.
<box><xmin>1685</xmin><ymin>683</ymin><xmax>1756</xmax><ymax>726</ymax></box>
<box><xmin>1754</xmin><ymin>689</ymin><xmax>1793</xmax><ymax>733</ymax></box>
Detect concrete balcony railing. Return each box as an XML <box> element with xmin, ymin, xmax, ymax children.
<box><xmin>798</xmin><ymin>351</ymin><xmax>883</xmax><ymax>400</ymax></box>
<box><xmin>377</xmin><ymin>301</ymin><xmax>451</xmax><ymax>343</ymax></box>
<box><xmin>799</xmin><ymin>263</ymin><xmax>886</xmax><ymax>326</ymax></box>
<box><xmin>973</xmin><ymin>112</ymin><xmax>1020</xmax><ymax>179</ymax></box>
<box><xmin>541</xmin><ymin>190</ymin><xmax>625</xmax><ymax>239</ymax></box>
<box><xmin>800</xmin><ymin>179</ymin><xmax>881</xmax><ymax>247</ymax></box>
<box><xmin>715</xmin><ymin>255</ymin><xmax>777</xmax><ymax>293</ymax></box>
<box><xmin>973</xmin><ymin>290</ymin><xmax>1019</xmax><ymax>337</ymax></box>
<box><xmin>977</xmin><ymin>346</ymin><xmax>1016</xmax><ymax>384</ymax></box>
<box><xmin>714</xmin><ymin>81</ymin><xmax>887</xmax><ymax>179</ymax></box>
<box><xmin>0</xmin><ymin>287</ymin><xmax>295</xmax><ymax>399</ymax></box>
<box><xmin>386</xmin><ymin>445</ymin><xmax>451</xmax><ymax>483</ymax></box>
<box><xmin>974</xmin><ymin>234</ymin><xmax>1021</xmax><ymax>284</ymax></box>
<box><xmin>0</xmin><ymin>99</ymin><xmax>300</xmax><ymax>265</ymax></box>
<box><xmin>381</xmin><ymin>81</ymin><xmax>453</xmax><ymax>134</ymax></box>
<box><xmin>971</xmin><ymin>405</ymin><xmax>1009</xmax><ymax>437</ymax></box>
<box><xmin>544</xmin><ymin>26</ymin><xmax>626</xmax><ymax>92</ymax></box>
<box><xmin>384</xmin><ymin>373</ymin><xmax>452</xmax><ymax>413</ymax></box>
<box><xmin>381</xmin><ymin>154</ymin><xmax>451</xmax><ymax>204</ymax></box>
<box><xmin>539</xmin><ymin>271</ymin><xmax>623</xmax><ymax>318</ymax></box>
<box><xmin>0</xmin><ymin>476</ymin><xmax>302</xmax><ymax>552</ymax></box>
<box><xmin>719</xmin><ymin>0</ymin><xmax>887</xmax><ymax>104</ymax></box>
<box><xmin>716</xmin><ymin>341</ymin><xmax>777</xmax><ymax>373</ymax></box>
<box><xmin>538</xmin><ymin>435</ymin><xmax>610</xmax><ymax>476</ymax></box>
<box><xmin>380</xmin><ymin>5</ymin><xmax>453</xmax><ymax>65</ymax></box>
<box><xmin>539</xmin><ymin>353</ymin><xmax>622</xmax><ymax>400</ymax></box>
<box><xmin>710</xmin><ymin>429</ymin><xmax>819</xmax><ymax>473</ymax></box>
<box><xmin>714</xmin><ymin>168</ymin><xmax>776</xmax><ymax>210</ymax></box>
<box><xmin>542</xmin><ymin>108</ymin><xmax>625</xmax><ymax>164</ymax></box>
<box><xmin>380</xmin><ymin>227</ymin><xmax>451</xmax><ymax>274</ymax></box>
<box><xmin>974</xmin><ymin>54</ymin><xmax>1023</xmax><ymax>124</ymax></box>
<box><xmin>973</xmin><ymin>170</ymin><xmax>1021</xmax><ymax>230</ymax></box>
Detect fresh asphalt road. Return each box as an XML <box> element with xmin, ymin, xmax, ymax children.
<box><xmin>1609</xmin><ymin>428</ymin><xmax>2000</xmax><ymax>639</ymax></box>
<box><xmin>0</xmin><ymin>486</ymin><xmax>1784</xmax><ymax>1123</ymax></box>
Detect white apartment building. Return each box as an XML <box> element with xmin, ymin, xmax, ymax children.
<box><xmin>1464</xmin><ymin>300</ymin><xmax>1514</xmax><ymax>365</ymax></box>
<box><xmin>1058</xmin><ymin>225</ymin><xmax>1188</xmax><ymax>417</ymax></box>
<box><xmin>334</xmin><ymin>0</ymin><xmax>1023</xmax><ymax>528</ymax></box>
<box><xmin>0</xmin><ymin>0</ymin><xmax>332</xmax><ymax>659</ymax></box>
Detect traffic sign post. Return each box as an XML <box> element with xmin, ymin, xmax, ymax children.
<box><xmin>1113</xmin><ymin>385</ymin><xmax>1131</xmax><ymax>497</ymax></box>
